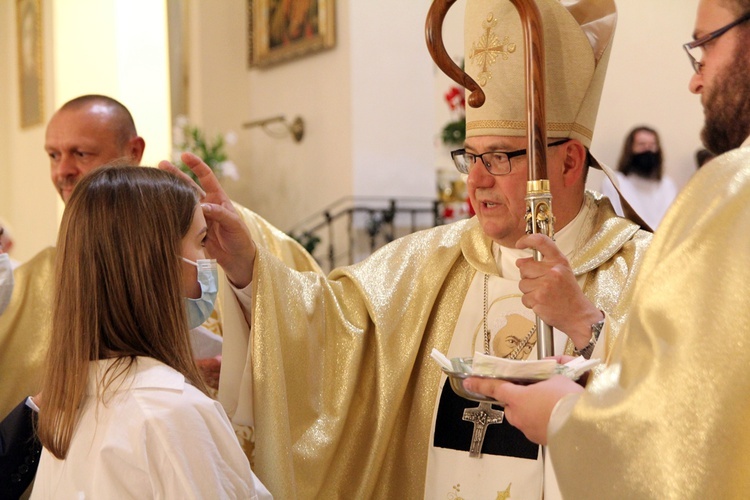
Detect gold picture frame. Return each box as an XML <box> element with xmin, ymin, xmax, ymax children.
<box><xmin>16</xmin><ymin>0</ymin><xmax>44</xmax><ymax>128</ymax></box>
<box><xmin>249</xmin><ymin>0</ymin><xmax>335</xmax><ymax>68</ymax></box>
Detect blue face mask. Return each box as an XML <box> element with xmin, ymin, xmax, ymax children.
<box><xmin>182</xmin><ymin>257</ymin><xmax>218</xmax><ymax>329</ymax></box>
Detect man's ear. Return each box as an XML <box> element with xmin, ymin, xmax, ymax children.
<box><xmin>128</xmin><ymin>136</ymin><xmax>146</xmax><ymax>165</ymax></box>
<box><xmin>561</xmin><ymin>139</ymin><xmax>587</xmax><ymax>188</ymax></box>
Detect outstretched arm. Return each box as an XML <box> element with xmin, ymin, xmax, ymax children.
<box><xmin>515</xmin><ymin>233</ymin><xmax>604</xmax><ymax>350</ymax></box>
<box><xmin>160</xmin><ymin>152</ymin><xmax>256</xmax><ymax>288</ymax></box>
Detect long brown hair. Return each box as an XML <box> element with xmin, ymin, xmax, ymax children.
<box><xmin>38</xmin><ymin>166</ymin><xmax>209</xmax><ymax>459</ymax></box>
<box><xmin>616</xmin><ymin>126</ymin><xmax>663</xmax><ymax>180</ymax></box>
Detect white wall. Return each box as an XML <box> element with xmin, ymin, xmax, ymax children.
<box><xmin>53</xmin><ymin>0</ymin><xmax>172</xmax><ymax>168</ymax></box>
<box><xmin>350</xmin><ymin>0</ymin><xmax>436</xmax><ymax>200</ymax></box>
<box><xmin>190</xmin><ymin>0</ymin><xmax>438</xmax><ymax>232</ymax></box>
<box><xmin>0</xmin><ymin>0</ymin><xmax>57</xmax><ymax>262</ymax></box>
<box><xmin>188</xmin><ymin>0</ymin><xmax>354</xmax><ymax>232</ymax></box>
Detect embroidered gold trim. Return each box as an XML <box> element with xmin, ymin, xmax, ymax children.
<box><xmin>467</xmin><ymin>120</ymin><xmax>593</xmax><ymax>140</ymax></box>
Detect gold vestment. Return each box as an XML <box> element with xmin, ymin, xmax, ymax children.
<box><xmin>550</xmin><ymin>148</ymin><xmax>750</xmax><ymax>498</ymax></box>
<box><xmin>0</xmin><ymin>203</ymin><xmax>320</xmax><ymax>422</ymax></box>
<box><xmin>219</xmin><ymin>192</ymin><xmax>651</xmax><ymax>499</ymax></box>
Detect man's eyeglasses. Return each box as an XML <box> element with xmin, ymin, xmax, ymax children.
<box><xmin>451</xmin><ymin>139</ymin><xmax>570</xmax><ymax>176</ymax></box>
<box><xmin>683</xmin><ymin>11</ymin><xmax>750</xmax><ymax>74</ymax></box>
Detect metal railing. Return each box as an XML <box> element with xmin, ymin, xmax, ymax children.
<box><xmin>287</xmin><ymin>196</ymin><xmax>457</xmax><ymax>272</ymax></box>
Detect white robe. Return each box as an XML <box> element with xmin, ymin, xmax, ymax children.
<box><xmin>601</xmin><ymin>172</ymin><xmax>678</xmax><ymax>229</ymax></box>
<box><xmin>32</xmin><ymin>357</ymin><xmax>271</xmax><ymax>500</ymax></box>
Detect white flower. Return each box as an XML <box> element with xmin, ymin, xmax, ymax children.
<box><xmin>172</xmin><ymin>127</ymin><xmax>185</xmax><ymax>147</ymax></box>
<box><xmin>224</xmin><ymin>131</ymin><xmax>238</xmax><ymax>146</ymax></box>
<box><xmin>174</xmin><ymin>115</ymin><xmax>190</xmax><ymax>128</ymax></box>
<box><xmin>217</xmin><ymin>161</ymin><xmax>239</xmax><ymax>181</ymax></box>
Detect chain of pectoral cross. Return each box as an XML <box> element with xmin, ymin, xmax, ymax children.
<box><xmin>462</xmin><ymin>273</ymin><xmax>535</xmax><ymax>458</ymax></box>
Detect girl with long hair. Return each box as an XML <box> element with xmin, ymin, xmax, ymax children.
<box><xmin>31</xmin><ymin>166</ymin><xmax>269</xmax><ymax>498</ymax></box>
<box><xmin>600</xmin><ymin>125</ymin><xmax>678</xmax><ymax>229</ymax></box>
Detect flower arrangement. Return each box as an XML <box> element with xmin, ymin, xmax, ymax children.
<box><xmin>441</xmin><ymin>85</ymin><xmax>466</xmax><ymax>146</ymax></box>
<box><xmin>172</xmin><ymin>115</ymin><xmax>240</xmax><ymax>183</ymax></box>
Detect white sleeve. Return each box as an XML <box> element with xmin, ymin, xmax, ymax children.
<box><xmin>218</xmin><ymin>273</ymin><xmax>256</xmax><ymax>427</ymax></box>
<box><xmin>143</xmin><ymin>390</ymin><xmax>269</xmax><ymax>499</ymax></box>
<box><xmin>228</xmin><ymin>279</ymin><xmax>253</xmax><ymax>318</ymax></box>
<box><xmin>547</xmin><ymin>392</ymin><xmax>581</xmax><ymax>441</ymax></box>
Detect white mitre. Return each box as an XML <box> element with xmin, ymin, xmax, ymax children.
<box><xmin>464</xmin><ymin>0</ymin><xmax>616</xmax><ymax>147</ymax></box>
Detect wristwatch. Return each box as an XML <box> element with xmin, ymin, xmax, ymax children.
<box><xmin>575</xmin><ymin>315</ymin><xmax>605</xmax><ymax>359</ymax></box>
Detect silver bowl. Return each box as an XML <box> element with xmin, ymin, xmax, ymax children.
<box><xmin>441</xmin><ymin>357</ymin><xmax>551</xmax><ymax>403</ymax></box>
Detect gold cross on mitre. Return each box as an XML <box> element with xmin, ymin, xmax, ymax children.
<box><xmin>469</xmin><ymin>13</ymin><xmax>516</xmax><ymax>86</ymax></box>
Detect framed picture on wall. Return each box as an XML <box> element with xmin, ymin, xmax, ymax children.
<box><xmin>248</xmin><ymin>0</ymin><xmax>335</xmax><ymax>67</ymax></box>
<box><xmin>16</xmin><ymin>0</ymin><xmax>44</xmax><ymax>128</ymax></box>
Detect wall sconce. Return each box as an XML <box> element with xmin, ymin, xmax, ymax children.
<box><xmin>242</xmin><ymin>115</ymin><xmax>304</xmax><ymax>142</ymax></box>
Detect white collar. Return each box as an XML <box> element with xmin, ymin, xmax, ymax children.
<box><xmin>86</xmin><ymin>357</ymin><xmax>185</xmax><ymax>396</ymax></box>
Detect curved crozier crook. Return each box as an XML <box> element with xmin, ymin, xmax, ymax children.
<box><xmin>425</xmin><ymin>0</ymin><xmax>486</xmax><ymax>108</ymax></box>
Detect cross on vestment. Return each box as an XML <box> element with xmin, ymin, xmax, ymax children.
<box><xmin>462</xmin><ymin>402</ymin><xmax>505</xmax><ymax>457</ymax></box>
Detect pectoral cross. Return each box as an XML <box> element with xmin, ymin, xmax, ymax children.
<box><xmin>462</xmin><ymin>402</ymin><xmax>504</xmax><ymax>457</ymax></box>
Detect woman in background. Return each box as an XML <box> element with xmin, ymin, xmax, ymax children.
<box><xmin>32</xmin><ymin>166</ymin><xmax>270</xmax><ymax>499</ymax></box>
<box><xmin>601</xmin><ymin>125</ymin><xmax>678</xmax><ymax>229</ymax></box>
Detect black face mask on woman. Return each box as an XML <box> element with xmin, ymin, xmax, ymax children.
<box><xmin>630</xmin><ymin>151</ymin><xmax>660</xmax><ymax>177</ymax></box>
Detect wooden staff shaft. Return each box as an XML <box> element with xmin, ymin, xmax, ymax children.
<box><xmin>510</xmin><ymin>0</ymin><xmax>547</xmax><ymax>181</ymax></box>
<box><xmin>511</xmin><ymin>0</ymin><xmax>554</xmax><ymax>358</ymax></box>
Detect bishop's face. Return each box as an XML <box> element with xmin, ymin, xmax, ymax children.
<box><xmin>465</xmin><ymin>136</ymin><xmax>529</xmax><ymax>247</ymax></box>
<box><xmin>465</xmin><ymin>135</ymin><xmax>570</xmax><ymax>247</ymax></box>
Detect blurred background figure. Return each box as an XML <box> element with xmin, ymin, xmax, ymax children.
<box><xmin>601</xmin><ymin>126</ymin><xmax>678</xmax><ymax>229</ymax></box>
<box><xmin>0</xmin><ymin>219</ymin><xmax>21</xmax><ymax>269</ymax></box>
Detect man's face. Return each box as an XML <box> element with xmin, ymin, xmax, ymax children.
<box><xmin>690</xmin><ymin>0</ymin><xmax>750</xmax><ymax>154</ymax></box>
<box><xmin>45</xmin><ymin>106</ymin><xmax>131</xmax><ymax>203</ymax></box>
<box><xmin>465</xmin><ymin>135</ymin><xmax>571</xmax><ymax>247</ymax></box>
<box><xmin>465</xmin><ymin>136</ymin><xmax>530</xmax><ymax>247</ymax></box>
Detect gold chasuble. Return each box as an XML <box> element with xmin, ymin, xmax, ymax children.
<box><xmin>0</xmin><ymin>203</ymin><xmax>320</xmax><ymax>421</ymax></box>
<box><xmin>550</xmin><ymin>146</ymin><xmax>750</xmax><ymax>498</ymax></box>
<box><xmin>0</xmin><ymin>247</ymin><xmax>55</xmax><ymax>418</ymax></box>
<box><xmin>219</xmin><ymin>193</ymin><xmax>651</xmax><ymax>499</ymax></box>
